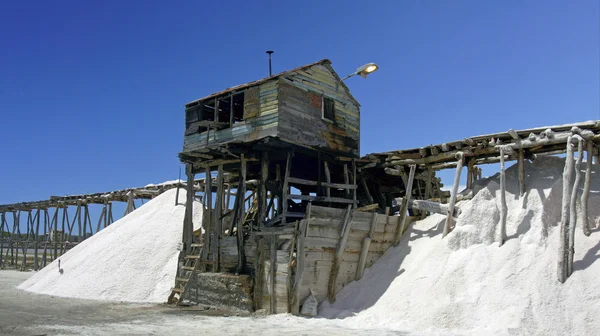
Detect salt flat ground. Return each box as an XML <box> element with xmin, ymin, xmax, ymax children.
<box><xmin>0</xmin><ymin>271</ymin><xmax>415</xmax><ymax>336</ymax></box>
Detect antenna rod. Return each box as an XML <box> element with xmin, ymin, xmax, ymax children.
<box><xmin>266</xmin><ymin>50</ymin><xmax>274</xmax><ymax>76</ymax></box>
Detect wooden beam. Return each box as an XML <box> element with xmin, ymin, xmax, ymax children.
<box><xmin>236</xmin><ymin>155</ymin><xmax>247</xmax><ymax>274</ymax></box>
<box><xmin>582</xmin><ymin>141</ymin><xmax>593</xmax><ymax>237</ymax></box>
<box><xmin>288</xmin><ymin>194</ymin><xmax>357</xmax><ymax>204</ymax></box>
<box><xmin>324</xmin><ymin>161</ymin><xmax>331</xmax><ymax>198</ymax></box>
<box><xmin>327</xmin><ymin>205</ymin><xmax>353</xmax><ymax>303</ymax></box>
<box><xmin>281</xmin><ymin>151</ymin><xmax>293</xmax><ymax>226</ymax></box>
<box><xmin>355</xmin><ymin>212</ymin><xmax>376</xmax><ymax>280</ymax></box>
<box><xmin>215</xmin><ymin>165</ymin><xmax>224</xmax><ymax>272</ymax></box>
<box><xmin>287</xmin><ymin>177</ymin><xmax>357</xmax><ymax>189</ymax></box>
<box><xmin>395</xmin><ymin>164</ymin><xmax>416</xmax><ymax>246</ymax></box>
<box><xmin>558</xmin><ymin>135</ymin><xmax>575</xmax><ymax>283</ymax></box>
<box><xmin>498</xmin><ymin>147</ymin><xmax>508</xmax><ymax>246</ymax></box>
<box><xmin>443</xmin><ymin>152</ymin><xmax>465</xmax><ymax>238</ymax></box>
<box><xmin>183</xmin><ymin>164</ymin><xmax>194</xmax><ymax>254</ymax></box>
<box><xmin>258</xmin><ymin>152</ymin><xmax>269</xmax><ymax>230</ymax></box>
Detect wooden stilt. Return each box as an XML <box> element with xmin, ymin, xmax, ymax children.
<box><xmin>215</xmin><ymin>165</ymin><xmax>224</xmax><ymax>272</ymax></box>
<box><xmin>443</xmin><ymin>152</ymin><xmax>465</xmax><ymax>238</ymax></box>
<box><xmin>281</xmin><ymin>152</ymin><xmax>292</xmax><ymax>226</ymax></box>
<box><xmin>343</xmin><ymin>164</ymin><xmax>350</xmax><ymax>196</ymax></box>
<box><xmin>396</xmin><ymin>164</ymin><xmax>416</xmax><ymax>245</ymax></box>
<box><xmin>183</xmin><ymin>164</ymin><xmax>195</xmax><ymax>254</ymax></box>
<box><xmin>269</xmin><ymin>235</ymin><xmax>276</xmax><ymax>313</ymax></box>
<box><xmin>558</xmin><ymin>135</ymin><xmax>574</xmax><ymax>283</ymax></box>
<box><xmin>466</xmin><ymin>159</ymin><xmax>475</xmax><ymax>190</ymax></box>
<box><xmin>498</xmin><ymin>146</ymin><xmax>509</xmax><ymax>246</ymax></box>
<box><xmin>567</xmin><ymin>136</ymin><xmax>583</xmax><ymax>276</ymax></box>
<box><xmin>582</xmin><ymin>141</ymin><xmax>593</xmax><ymax>237</ymax></box>
<box><xmin>518</xmin><ymin>150</ymin><xmax>526</xmax><ymax>196</ymax></box>
<box><xmin>205</xmin><ymin>167</ymin><xmax>214</xmax><ymax>268</ymax></box>
<box><xmin>324</xmin><ymin>161</ymin><xmax>331</xmax><ymax>198</ymax></box>
<box><xmin>236</xmin><ymin>155</ymin><xmax>247</xmax><ymax>274</ymax></box>
<box><xmin>258</xmin><ymin>152</ymin><xmax>269</xmax><ymax>230</ymax></box>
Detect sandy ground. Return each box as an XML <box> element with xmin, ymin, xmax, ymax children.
<box><xmin>0</xmin><ymin>271</ymin><xmax>413</xmax><ymax>336</ymax></box>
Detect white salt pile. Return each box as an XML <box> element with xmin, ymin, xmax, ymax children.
<box><xmin>18</xmin><ymin>188</ymin><xmax>202</xmax><ymax>303</ymax></box>
<box><xmin>321</xmin><ymin>156</ymin><xmax>600</xmax><ymax>335</ymax></box>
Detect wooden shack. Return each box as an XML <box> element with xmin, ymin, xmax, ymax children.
<box><xmin>169</xmin><ymin>59</ymin><xmax>443</xmax><ymax>314</ymax></box>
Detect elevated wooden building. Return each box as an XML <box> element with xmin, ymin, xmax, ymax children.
<box><xmin>169</xmin><ymin>59</ymin><xmax>442</xmax><ymax>314</ymax></box>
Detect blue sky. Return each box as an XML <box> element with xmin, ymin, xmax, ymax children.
<box><xmin>1</xmin><ymin>0</ymin><xmax>598</xmax><ymax>205</ymax></box>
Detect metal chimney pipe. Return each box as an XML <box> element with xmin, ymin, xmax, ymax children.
<box><xmin>266</xmin><ymin>50</ymin><xmax>274</xmax><ymax>76</ymax></box>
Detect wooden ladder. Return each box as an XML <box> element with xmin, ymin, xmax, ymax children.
<box><xmin>167</xmin><ymin>242</ymin><xmax>204</xmax><ymax>305</ymax></box>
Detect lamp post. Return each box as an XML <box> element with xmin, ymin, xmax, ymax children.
<box><xmin>337</xmin><ymin>62</ymin><xmax>379</xmax><ymax>89</ymax></box>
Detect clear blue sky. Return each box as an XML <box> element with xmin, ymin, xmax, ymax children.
<box><xmin>1</xmin><ymin>0</ymin><xmax>598</xmax><ymax>204</ymax></box>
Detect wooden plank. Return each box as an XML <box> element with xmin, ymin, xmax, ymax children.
<box><xmin>343</xmin><ymin>164</ymin><xmax>350</xmax><ymax>196</ymax></box>
<box><xmin>327</xmin><ymin>205</ymin><xmax>352</xmax><ymax>303</ymax></box>
<box><xmin>288</xmin><ymin>194</ymin><xmax>357</xmax><ymax>204</ymax></box>
<box><xmin>287</xmin><ymin>177</ymin><xmax>357</xmax><ymax>189</ymax></box>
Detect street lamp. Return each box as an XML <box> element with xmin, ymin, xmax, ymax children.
<box><xmin>337</xmin><ymin>62</ymin><xmax>379</xmax><ymax>89</ymax></box>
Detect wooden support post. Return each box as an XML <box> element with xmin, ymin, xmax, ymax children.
<box><xmin>558</xmin><ymin>135</ymin><xmax>574</xmax><ymax>283</ymax></box>
<box><xmin>253</xmin><ymin>236</ymin><xmax>265</xmax><ymax>311</ymax></box>
<box><xmin>568</xmin><ymin>136</ymin><xmax>584</xmax><ymax>277</ymax></box>
<box><xmin>343</xmin><ymin>164</ymin><xmax>350</xmax><ymax>196</ymax></box>
<box><xmin>360</xmin><ymin>175</ymin><xmax>374</xmax><ymax>204</ymax></box>
<box><xmin>518</xmin><ymin>149</ymin><xmax>526</xmax><ymax>196</ymax></box>
<box><xmin>205</xmin><ymin>167</ymin><xmax>214</xmax><ymax>268</ymax></box>
<box><xmin>215</xmin><ymin>165</ymin><xmax>224</xmax><ymax>272</ymax></box>
<box><xmin>269</xmin><ymin>235</ymin><xmax>276</xmax><ymax>314</ymax></box>
<box><xmin>395</xmin><ymin>165</ymin><xmax>416</xmax><ymax>246</ymax></box>
<box><xmin>327</xmin><ymin>205</ymin><xmax>353</xmax><ymax>303</ymax></box>
<box><xmin>356</xmin><ymin>212</ymin><xmax>377</xmax><ymax>280</ymax></box>
<box><xmin>324</xmin><ymin>161</ymin><xmax>331</xmax><ymax>198</ymax></box>
<box><xmin>582</xmin><ymin>141</ymin><xmax>593</xmax><ymax>237</ymax></box>
<box><xmin>498</xmin><ymin>147</ymin><xmax>508</xmax><ymax>246</ymax></box>
<box><xmin>443</xmin><ymin>152</ymin><xmax>465</xmax><ymax>238</ymax></box>
<box><xmin>291</xmin><ymin>203</ymin><xmax>310</xmax><ymax>314</ymax></box>
<box><xmin>183</xmin><ymin>164</ymin><xmax>194</xmax><ymax>254</ymax></box>
<box><xmin>124</xmin><ymin>191</ymin><xmax>135</xmax><ymax>216</ymax></box>
<box><xmin>34</xmin><ymin>209</ymin><xmax>40</xmax><ymax>271</ymax></box>
<box><xmin>352</xmin><ymin>159</ymin><xmax>357</xmax><ymax>208</ymax></box>
<box><xmin>286</xmin><ymin>220</ymin><xmax>298</xmax><ymax>313</ymax></box>
<box><xmin>281</xmin><ymin>152</ymin><xmax>292</xmax><ymax>226</ymax></box>
<box><xmin>466</xmin><ymin>159</ymin><xmax>475</xmax><ymax>190</ymax></box>
<box><xmin>76</xmin><ymin>201</ymin><xmax>82</xmax><ymax>243</ymax></box>
<box><xmin>424</xmin><ymin>166</ymin><xmax>433</xmax><ymax>200</ymax></box>
<box><xmin>258</xmin><ymin>152</ymin><xmax>269</xmax><ymax>230</ymax></box>
<box><xmin>96</xmin><ymin>204</ymin><xmax>106</xmax><ymax>234</ymax></box>
<box><xmin>236</xmin><ymin>155</ymin><xmax>247</xmax><ymax>274</ymax></box>
<box><xmin>0</xmin><ymin>212</ymin><xmax>4</xmax><ymax>267</ymax></box>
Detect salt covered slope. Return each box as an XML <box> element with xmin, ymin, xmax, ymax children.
<box><xmin>18</xmin><ymin>188</ymin><xmax>203</xmax><ymax>303</ymax></box>
<box><xmin>321</xmin><ymin>156</ymin><xmax>600</xmax><ymax>336</ymax></box>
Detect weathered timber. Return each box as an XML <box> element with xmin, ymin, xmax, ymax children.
<box><xmin>236</xmin><ymin>156</ymin><xmax>247</xmax><ymax>274</ymax></box>
<box><xmin>498</xmin><ymin>146</ymin><xmax>509</xmax><ymax>246</ymax></box>
<box><xmin>395</xmin><ymin>198</ymin><xmax>460</xmax><ymax>217</ymax></box>
<box><xmin>287</xmin><ymin>177</ymin><xmax>357</xmax><ymax>189</ymax></box>
<box><xmin>558</xmin><ymin>136</ymin><xmax>574</xmax><ymax>283</ymax></box>
<box><xmin>396</xmin><ymin>164</ymin><xmax>416</xmax><ymax>246</ymax></box>
<box><xmin>443</xmin><ymin>152</ymin><xmax>464</xmax><ymax>238</ymax></box>
<box><xmin>582</xmin><ymin>141</ymin><xmax>593</xmax><ymax>236</ymax></box>
<box><xmin>567</xmin><ymin>136</ymin><xmax>583</xmax><ymax>277</ymax></box>
<box><xmin>355</xmin><ymin>212</ymin><xmax>377</xmax><ymax>280</ymax></box>
<box><xmin>518</xmin><ymin>149</ymin><xmax>526</xmax><ymax>196</ymax></box>
<box><xmin>327</xmin><ymin>205</ymin><xmax>352</xmax><ymax>303</ymax></box>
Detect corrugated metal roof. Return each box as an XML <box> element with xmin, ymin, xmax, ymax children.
<box><xmin>185</xmin><ymin>59</ymin><xmax>356</xmax><ymax>107</ymax></box>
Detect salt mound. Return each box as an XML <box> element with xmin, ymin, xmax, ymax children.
<box><xmin>18</xmin><ymin>188</ymin><xmax>202</xmax><ymax>303</ymax></box>
<box><xmin>321</xmin><ymin>156</ymin><xmax>600</xmax><ymax>335</ymax></box>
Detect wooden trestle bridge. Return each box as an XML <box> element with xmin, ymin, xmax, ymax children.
<box><xmin>0</xmin><ymin>180</ymin><xmax>204</xmax><ymax>271</ymax></box>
